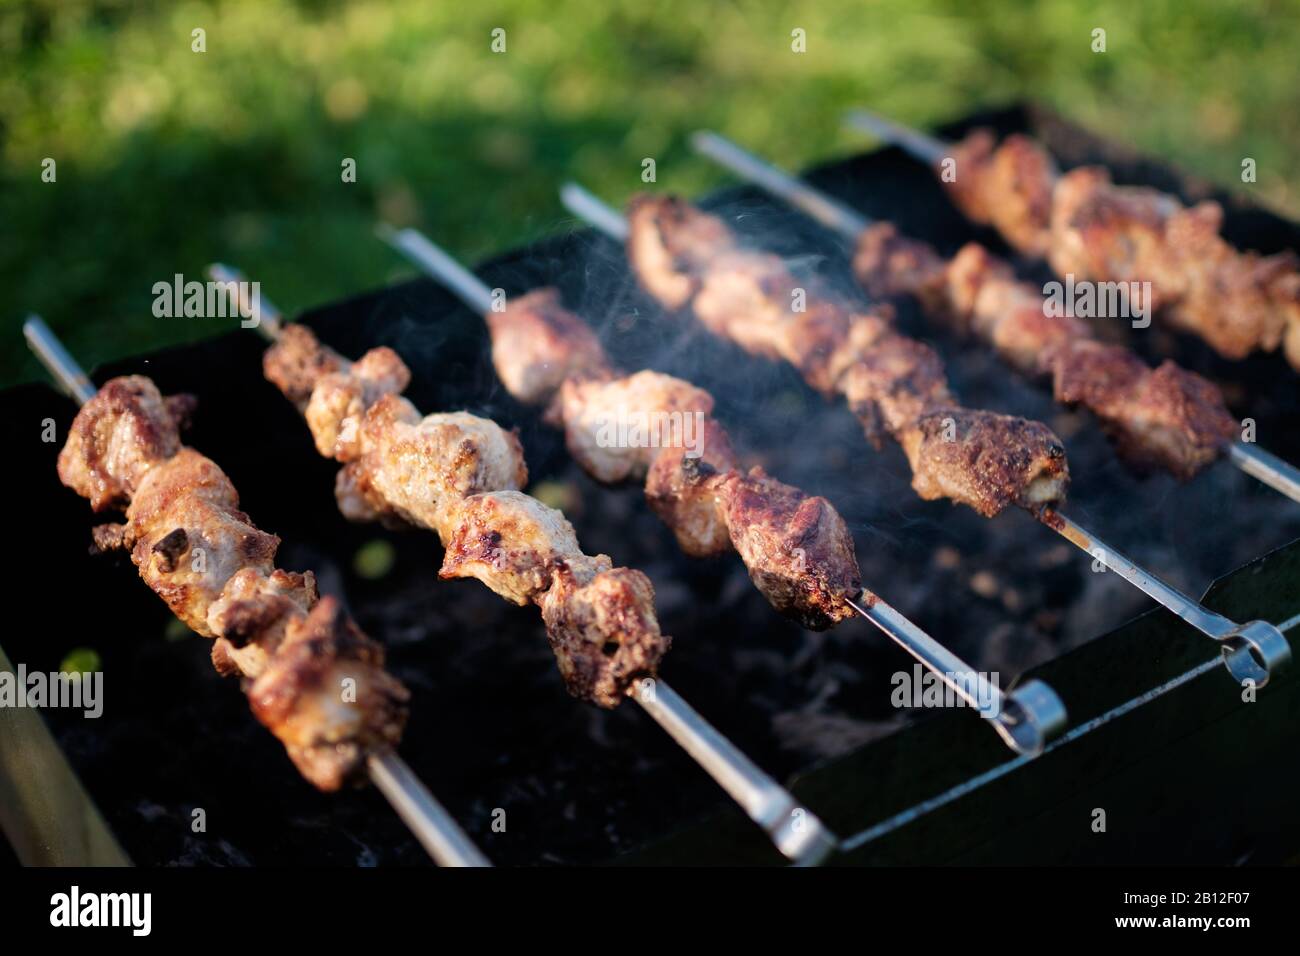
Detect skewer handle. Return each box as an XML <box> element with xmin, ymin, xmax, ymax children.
<box><xmin>1045</xmin><ymin>509</ymin><xmax>1291</xmax><ymax>685</ymax></box>
<box><xmin>633</xmin><ymin>678</ymin><xmax>837</xmax><ymax>865</ymax></box>
<box><xmin>24</xmin><ymin>317</ymin><xmax>96</xmax><ymax>404</ymax></box>
<box><xmin>367</xmin><ymin>752</ymin><xmax>491</xmax><ymax>867</ymax></box>
<box><xmin>689</xmin><ymin>131</ymin><xmax>871</xmax><ymax>239</ymax></box>
<box><xmin>844</xmin><ymin>109</ymin><xmax>950</xmax><ymax>165</ymax></box>
<box><xmin>1228</xmin><ymin>442</ymin><xmax>1300</xmax><ymax>503</ymax></box>
<box><xmin>206</xmin><ymin>264</ymin><xmax>283</xmax><ymax>340</ymax></box>
<box><xmin>376</xmin><ymin>225</ymin><xmax>495</xmax><ymax>315</ymax></box>
<box><xmin>846</xmin><ymin>593</ymin><xmax>1066</xmax><ymax>755</ymax></box>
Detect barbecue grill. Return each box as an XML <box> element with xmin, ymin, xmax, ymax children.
<box><xmin>4</xmin><ymin>103</ymin><xmax>1299</xmax><ymax>866</ymax></box>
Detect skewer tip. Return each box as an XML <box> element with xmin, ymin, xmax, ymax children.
<box><xmin>689</xmin><ymin>129</ymin><xmax>720</xmax><ymax>152</ymax></box>
<box><xmin>559</xmin><ymin>182</ymin><xmax>629</xmax><ymax>241</ymax></box>
<box><xmin>844</xmin><ymin>109</ymin><xmax>949</xmax><ymax>165</ymax></box>
<box><xmin>204</xmin><ymin>263</ymin><xmax>283</xmax><ymax>339</ymax></box>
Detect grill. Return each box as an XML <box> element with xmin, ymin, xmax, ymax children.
<box><xmin>4</xmin><ymin>103</ymin><xmax>1299</xmax><ymax>866</ymax></box>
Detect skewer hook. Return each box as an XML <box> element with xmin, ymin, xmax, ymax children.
<box><xmin>1042</xmin><ymin>509</ymin><xmax>1291</xmax><ymax>687</ymax></box>
<box><xmin>847</xmin><ymin>593</ymin><xmax>1066</xmax><ymax>755</ymax></box>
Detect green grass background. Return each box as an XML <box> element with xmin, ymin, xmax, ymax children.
<box><xmin>3</xmin><ymin>0</ymin><xmax>1299</xmax><ymax>386</ymax></box>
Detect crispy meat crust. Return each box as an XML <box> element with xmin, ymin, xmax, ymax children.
<box><xmin>1042</xmin><ymin>341</ymin><xmax>1236</xmax><ymax>479</ymax></box>
<box><xmin>717</xmin><ymin>468</ymin><xmax>861</xmax><ymax>629</ymax></box>
<box><xmin>902</xmin><ymin>409</ymin><xmax>1069</xmax><ymax>517</ymax></box>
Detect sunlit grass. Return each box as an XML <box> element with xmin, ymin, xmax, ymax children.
<box><xmin>3</xmin><ymin>0</ymin><xmax>1298</xmax><ymax>385</ymax></box>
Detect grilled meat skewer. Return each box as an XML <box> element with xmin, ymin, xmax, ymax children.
<box><xmin>624</xmin><ymin>194</ymin><xmax>1070</xmax><ymax>518</ymax></box>
<box><xmin>246</xmin><ymin>296</ymin><xmax>838</xmax><ymax>862</ymax></box>
<box><xmin>377</xmin><ymin>230</ymin><xmax>1076</xmax><ymax>757</ymax></box>
<box><xmin>854</xmin><ymin>225</ymin><xmax>1239</xmax><ymax>479</ymax></box>
<box><xmin>264</xmin><ymin>324</ymin><xmax>671</xmax><ymax>707</ymax></box>
<box><xmin>689</xmin><ymin>129</ymin><xmax>1300</xmax><ymax>502</ymax></box>
<box><xmin>56</xmin><ymin>375</ymin><xmax>408</xmax><ymax>791</ymax></box>
<box><xmin>562</xmin><ymin>180</ymin><xmax>1292</xmax><ymax>690</ymax></box>
<box><xmin>486</xmin><ymin>288</ymin><xmax>860</xmax><ymax>629</ymax></box>
<box><xmin>849</xmin><ymin>115</ymin><xmax>1300</xmax><ymax>369</ymax></box>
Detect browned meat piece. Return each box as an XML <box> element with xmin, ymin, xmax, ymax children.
<box><xmin>539</xmin><ymin>566</ymin><xmax>671</xmax><ymax>708</ymax></box>
<box><xmin>625</xmin><ymin>194</ymin><xmax>1076</xmax><ymax>517</ymax></box>
<box><xmin>1041</xmin><ymin>340</ymin><xmax>1236</xmax><ymax>479</ymax></box>
<box><xmin>942</xmin><ymin>243</ymin><xmax>1089</xmax><ymax>373</ymax></box>
<box><xmin>717</xmin><ymin>468</ymin><xmax>861</xmax><ymax>629</ymax></box>
<box><xmin>340</xmin><ymin>397</ymin><xmax>528</xmax><ymax>540</ymax></box>
<box><xmin>944</xmin><ymin>129</ymin><xmax>1058</xmax><ymax>257</ymax></box>
<box><xmin>901</xmin><ymin>409</ymin><xmax>1069</xmax><ymax>517</ymax></box>
<box><xmin>303</xmin><ymin>350</ymin><xmax>411</xmax><ymax>461</ymax></box>
<box><xmin>264</xmin><ymin>324</ymin><xmax>410</xmax><ymax>446</ymax></box>
<box><xmin>1051</xmin><ymin>167</ymin><xmax>1294</xmax><ymax>364</ymax></box>
<box><xmin>556</xmin><ymin>370</ymin><xmax>716</xmax><ymax>483</ymax></box>
<box><xmin>442</xmin><ymin>490</ymin><xmax>671</xmax><ymax>705</ymax></box>
<box><xmin>486</xmin><ymin>288</ymin><xmax>613</xmax><ymax>404</ymax></box>
<box><xmin>851</xmin><ymin>217</ymin><xmax>1241</xmax><ymax>479</ymax></box>
<box><xmin>57</xmin><ymin>376</ymin><xmax>194</xmax><ymax>511</ymax></box>
<box><xmin>644</xmin><ymin>419</ymin><xmax>739</xmax><ymax>557</ymax></box>
<box><xmin>852</xmin><ymin>221</ymin><xmax>950</xmax><ymax>314</ymax></box>
<box><xmin>262</xmin><ymin>324</ymin><xmax>348</xmax><ymax>407</ymax></box>
<box><xmin>439</xmin><ymin>490</ymin><xmax>595</xmax><ymax>604</ymax></box>
<box><xmin>926</xmin><ymin>129</ymin><xmax>1300</xmax><ymax>370</ymax></box>
<box><xmin>209</xmin><ymin>567</ymin><xmax>317</xmax><ymax>677</ymax></box>
<box><xmin>690</xmin><ymin>250</ymin><xmax>799</xmax><ymax>353</ymax></box>
<box><xmin>110</xmin><ymin>448</ymin><xmax>280</xmax><ymax>636</ymax></box>
<box><xmin>627</xmin><ymin>193</ymin><xmax>738</xmax><ymax>309</ymax></box>
<box><xmin>696</xmin><ymin>253</ymin><xmax>869</xmax><ymax>395</ymax></box>
<box><xmin>834</xmin><ymin>318</ymin><xmax>956</xmax><ymax>445</ymax></box>
<box><xmin>247</xmin><ymin>596</ymin><xmax>409</xmax><ymax>791</ymax></box>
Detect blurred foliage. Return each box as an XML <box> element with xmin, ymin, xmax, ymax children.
<box><xmin>3</xmin><ymin>0</ymin><xmax>1299</xmax><ymax>384</ymax></box>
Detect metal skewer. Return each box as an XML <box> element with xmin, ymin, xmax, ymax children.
<box><xmin>558</xmin><ymin>180</ymin><xmax>1294</xmax><ymax>689</ymax></box>
<box><xmin>23</xmin><ymin>314</ymin><xmax>490</xmax><ymax>868</ymax></box>
<box><xmin>692</xmin><ymin>131</ymin><xmax>1300</xmax><ymax>508</ymax></box>
<box><xmin>207</xmin><ymin>266</ymin><xmax>839</xmax><ymax>864</ymax></box>
<box><xmin>382</xmin><ymin>224</ymin><xmax>1069</xmax><ymax>757</ymax></box>
<box><xmin>845</xmin><ymin>108</ymin><xmax>950</xmax><ymax>165</ymax></box>
<box><xmin>690</xmin><ymin>131</ymin><xmax>1300</xmax><ymax>508</ymax></box>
